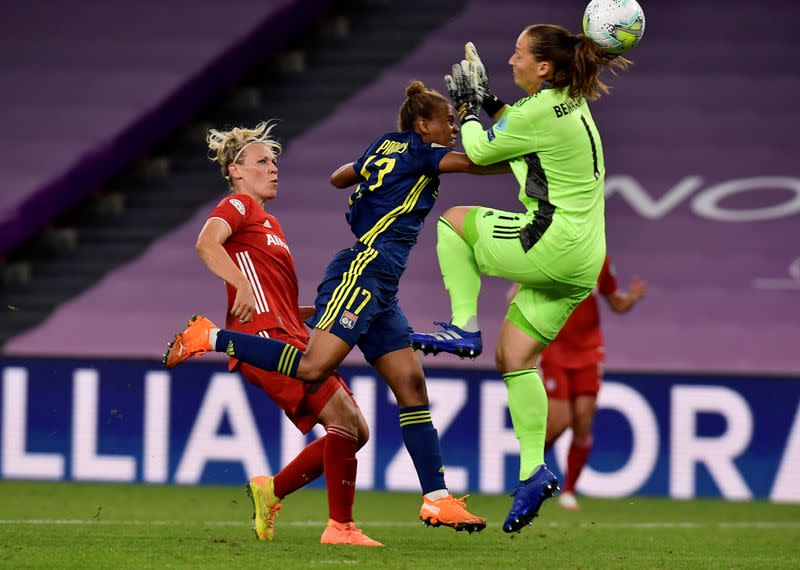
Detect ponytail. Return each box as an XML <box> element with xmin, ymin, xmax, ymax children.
<box><xmin>525</xmin><ymin>24</ymin><xmax>630</xmax><ymax>101</ymax></box>
<box><xmin>570</xmin><ymin>34</ymin><xmax>630</xmax><ymax>100</ymax></box>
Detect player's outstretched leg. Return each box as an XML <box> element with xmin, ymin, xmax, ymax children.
<box><xmin>410</xmin><ymin>321</ymin><xmax>482</xmax><ymax>359</ymax></box>
<box><xmin>320</xmin><ymin>520</ymin><xmax>383</xmax><ymax>546</ymax></box>
<box><xmin>502</xmin><ymin>465</ymin><xmax>560</xmax><ymax>533</ymax></box>
<box><xmin>162</xmin><ymin>315</ymin><xmax>216</xmax><ymax>368</ymax></box>
<box><xmin>420</xmin><ymin>494</ymin><xmax>486</xmax><ymax>533</ymax></box>
<box><xmin>246</xmin><ymin>475</ymin><xmax>283</xmax><ymax>541</ymax></box>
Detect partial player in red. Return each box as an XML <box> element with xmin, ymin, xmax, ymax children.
<box><xmin>165</xmin><ymin>122</ymin><xmax>381</xmax><ymax>546</ymax></box>
<box><xmin>537</xmin><ymin>256</ymin><xmax>645</xmax><ymax>510</ymax></box>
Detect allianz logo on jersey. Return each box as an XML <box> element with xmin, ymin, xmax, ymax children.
<box><xmin>265</xmin><ymin>233</ymin><xmax>289</xmax><ymax>252</ymax></box>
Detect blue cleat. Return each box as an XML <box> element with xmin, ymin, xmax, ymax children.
<box><xmin>410</xmin><ymin>321</ymin><xmax>483</xmax><ymax>358</ymax></box>
<box><xmin>502</xmin><ymin>465</ymin><xmax>560</xmax><ymax>533</ymax></box>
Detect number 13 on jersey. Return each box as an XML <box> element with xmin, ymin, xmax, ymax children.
<box><xmin>349</xmin><ymin>155</ymin><xmax>397</xmax><ymax>206</ymax></box>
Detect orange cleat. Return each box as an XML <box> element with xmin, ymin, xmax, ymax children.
<box><xmin>162</xmin><ymin>315</ymin><xmax>217</xmax><ymax>368</ymax></box>
<box><xmin>320</xmin><ymin>519</ymin><xmax>383</xmax><ymax>547</ymax></box>
<box><xmin>246</xmin><ymin>475</ymin><xmax>282</xmax><ymax>541</ymax></box>
<box><xmin>419</xmin><ymin>494</ymin><xmax>486</xmax><ymax>533</ymax></box>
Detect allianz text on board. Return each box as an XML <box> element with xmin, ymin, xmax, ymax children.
<box><xmin>0</xmin><ymin>359</ymin><xmax>798</xmax><ymax>502</ymax></box>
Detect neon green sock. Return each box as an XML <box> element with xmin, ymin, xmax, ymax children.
<box><xmin>436</xmin><ymin>216</ymin><xmax>481</xmax><ymax>330</ymax></box>
<box><xmin>503</xmin><ymin>368</ymin><xmax>547</xmax><ymax>480</ymax></box>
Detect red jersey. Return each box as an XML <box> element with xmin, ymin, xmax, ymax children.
<box><xmin>542</xmin><ymin>256</ymin><xmax>618</xmax><ymax>367</ymax></box>
<box><xmin>208</xmin><ymin>193</ymin><xmax>309</xmax><ymax>349</ymax></box>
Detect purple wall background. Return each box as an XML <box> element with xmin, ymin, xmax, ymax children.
<box><xmin>5</xmin><ymin>0</ymin><xmax>799</xmax><ymax>374</ymax></box>
<box><xmin>0</xmin><ymin>0</ymin><xmax>333</xmax><ymax>256</ymax></box>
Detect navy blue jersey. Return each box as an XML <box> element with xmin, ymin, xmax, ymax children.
<box><xmin>347</xmin><ymin>130</ymin><xmax>451</xmax><ymax>275</ymax></box>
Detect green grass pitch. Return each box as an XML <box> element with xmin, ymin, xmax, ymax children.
<box><xmin>1</xmin><ymin>481</ymin><xmax>798</xmax><ymax>568</ymax></box>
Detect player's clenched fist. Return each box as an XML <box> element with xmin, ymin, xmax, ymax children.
<box><xmin>232</xmin><ymin>284</ymin><xmax>257</xmax><ymax>323</ymax></box>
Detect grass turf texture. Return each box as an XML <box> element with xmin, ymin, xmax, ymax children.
<box><xmin>1</xmin><ymin>482</ymin><xmax>798</xmax><ymax>568</ymax></box>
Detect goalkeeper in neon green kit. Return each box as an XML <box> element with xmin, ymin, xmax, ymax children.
<box><xmin>411</xmin><ymin>25</ymin><xmax>631</xmax><ymax>533</ymax></box>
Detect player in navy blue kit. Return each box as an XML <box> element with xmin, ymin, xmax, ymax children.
<box><xmin>167</xmin><ymin>81</ymin><xmax>508</xmax><ymax>531</ymax></box>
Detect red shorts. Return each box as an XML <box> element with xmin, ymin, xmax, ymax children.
<box><xmin>539</xmin><ymin>357</ymin><xmax>602</xmax><ymax>400</ymax></box>
<box><xmin>235</xmin><ymin>330</ymin><xmax>353</xmax><ymax>434</ymax></box>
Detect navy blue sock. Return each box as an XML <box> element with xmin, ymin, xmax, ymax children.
<box><xmin>399</xmin><ymin>406</ymin><xmax>447</xmax><ymax>494</ymax></box>
<box><xmin>214</xmin><ymin>329</ymin><xmax>301</xmax><ymax>377</ymax></box>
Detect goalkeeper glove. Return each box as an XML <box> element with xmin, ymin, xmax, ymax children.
<box><xmin>444</xmin><ymin>60</ymin><xmax>484</xmax><ymax>124</ymax></box>
<box><xmin>464</xmin><ymin>42</ymin><xmax>505</xmax><ymax>117</ymax></box>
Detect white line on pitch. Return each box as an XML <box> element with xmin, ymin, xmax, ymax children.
<box><xmin>0</xmin><ymin>519</ymin><xmax>798</xmax><ymax>530</ymax></box>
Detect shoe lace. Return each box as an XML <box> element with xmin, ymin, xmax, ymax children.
<box><xmin>433</xmin><ymin>321</ymin><xmax>450</xmax><ymax>329</ymax></box>
<box><xmin>447</xmin><ymin>494</ymin><xmax>470</xmax><ymax>509</ymax></box>
<box><xmin>347</xmin><ymin>525</ymin><xmax>380</xmax><ymax>545</ymax></box>
<box><xmin>267</xmin><ymin>503</ymin><xmax>282</xmax><ymax>526</ymax></box>
<box><xmin>349</xmin><ymin>526</ymin><xmax>366</xmax><ymax>537</ymax></box>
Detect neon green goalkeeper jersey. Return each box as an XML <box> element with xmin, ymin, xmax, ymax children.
<box><xmin>461</xmin><ymin>84</ymin><xmax>607</xmax><ymax>286</ymax></box>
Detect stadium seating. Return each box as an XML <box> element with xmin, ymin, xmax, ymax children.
<box><xmin>0</xmin><ymin>0</ymin><xmax>334</xmax><ymax>257</ymax></box>
<box><xmin>4</xmin><ymin>0</ymin><xmax>798</xmax><ymax>374</ymax></box>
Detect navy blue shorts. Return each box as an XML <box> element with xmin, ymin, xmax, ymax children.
<box><xmin>306</xmin><ymin>244</ymin><xmax>411</xmax><ymax>363</ymax></box>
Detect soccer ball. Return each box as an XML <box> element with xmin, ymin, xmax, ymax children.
<box><xmin>582</xmin><ymin>0</ymin><xmax>645</xmax><ymax>55</ymax></box>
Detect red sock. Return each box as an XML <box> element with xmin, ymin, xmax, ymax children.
<box><xmin>273</xmin><ymin>436</ymin><xmax>326</xmax><ymax>499</ymax></box>
<box><xmin>564</xmin><ymin>440</ymin><xmax>592</xmax><ymax>494</ymax></box>
<box><xmin>324</xmin><ymin>425</ymin><xmax>358</xmax><ymax>523</ymax></box>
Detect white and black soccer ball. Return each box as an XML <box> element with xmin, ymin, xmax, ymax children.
<box><xmin>582</xmin><ymin>0</ymin><xmax>645</xmax><ymax>55</ymax></box>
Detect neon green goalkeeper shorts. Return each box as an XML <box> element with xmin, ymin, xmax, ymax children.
<box><xmin>463</xmin><ymin>206</ymin><xmax>603</xmax><ymax>344</ymax></box>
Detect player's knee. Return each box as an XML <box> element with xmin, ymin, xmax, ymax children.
<box><xmin>320</xmin><ymin>388</ymin><xmax>362</xmax><ymax>435</ymax></box>
<box><xmin>572</xmin><ymin>432</ymin><xmax>593</xmax><ymax>447</ymax></box>
<box><xmin>572</xmin><ymin>416</ymin><xmax>595</xmax><ymax>443</ymax></box>
<box><xmin>329</xmin><ymin>402</ymin><xmax>360</xmax><ymax>433</ymax></box>
<box><xmin>552</xmin><ymin>416</ymin><xmax>572</xmax><ymax>438</ymax></box>
<box><xmin>356</xmin><ymin>415</ymin><xmax>370</xmax><ymax>449</ymax></box>
<box><xmin>441</xmin><ymin>206</ymin><xmax>462</xmax><ymax>223</ymax></box>
<box><xmin>495</xmin><ymin>345</ymin><xmax>518</xmax><ymax>374</ymax></box>
<box><xmin>495</xmin><ymin>344</ymin><xmax>507</xmax><ymax>372</ymax></box>
<box><xmin>545</xmin><ymin>401</ymin><xmax>571</xmax><ymax>440</ymax></box>
<box><xmin>296</xmin><ymin>357</ymin><xmax>333</xmax><ymax>383</ymax></box>
<box><xmin>390</xmin><ymin>372</ymin><xmax>428</xmax><ymax>407</ymax></box>
<box><xmin>496</xmin><ymin>348</ymin><xmax>537</xmax><ymax>374</ymax></box>
<box><xmin>572</xmin><ymin>398</ymin><xmax>597</xmax><ymax>438</ymax></box>
<box><xmin>548</xmin><ymin>415</ymin><xmax>571</xmax><ymax>442</ymax></box>
<box><xmin>343</xmin><ymin>408</ymin><xmax>360</xmax><ymax>434</ymax></box>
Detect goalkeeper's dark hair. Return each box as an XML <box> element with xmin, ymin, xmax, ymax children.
<box><xmin>524</xmin><ymin>24</ymin><xmax>630</xmax><ymax>101</ymax></box>
<box><xmin>398</xmin><ymin>80</ymin><xmax>449</xmax><ymax>131</ymax></box>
